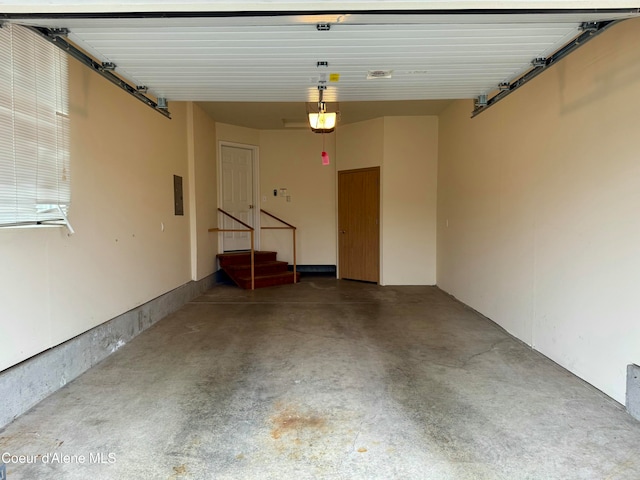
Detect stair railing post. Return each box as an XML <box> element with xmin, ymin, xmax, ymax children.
<box><xmin>250</xmin><ymin>229</ymin><xmax>255</xmax><ymax>290</ymax></box>
<box><xmin>260</xmin><ymin>209</ymin><xmax>298</xmax><ymax>285</ymax></box>
<box><xmin>292</xmin><ymin>229</ymin><xmax>297</xmax><ymax>284</ymax></box>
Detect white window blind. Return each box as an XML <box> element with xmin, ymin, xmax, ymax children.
<box><xmin>0</xmin><ymin>23</ymin><xmax>71</xmax><ymax>230</ymax></box>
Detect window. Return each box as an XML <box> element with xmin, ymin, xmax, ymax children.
<box><xmin>0</xmin><ymin>23</ymin><xmax>71</xmax><ymax>230</ymax></box>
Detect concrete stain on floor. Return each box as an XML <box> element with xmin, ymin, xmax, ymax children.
<box><xmin>269</xmin><ymin>403</ymin><xmax>327</xmax><ymax>441</ymax></box>
<box><xmin>1</xmin><ymin>277</ymin><xmax>639</xmax><ymax>480</ymax></box>
<box><xmin>169</xmin><ymin>464</ymin><xmax>187</xmax><ymax>478</ymax></box>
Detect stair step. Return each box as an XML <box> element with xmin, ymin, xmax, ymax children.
<box><xmin>217</xmin><ymin>250</ymin><xmax>299</xmax><ymax>289</ymax></box>
<box><xmin>236</xmin><ymin>271</ymin><xmax>301</xmax><ymax>290</ymax></box>
<box><xmin>217</xmin><ymin>251</ymin><xmax>277</xmax><ymax>267</ymax></box>
<box><xmin>226</xmin><ymin>260</ymin><xmax>289</xmax><ymax>276</ymax></box>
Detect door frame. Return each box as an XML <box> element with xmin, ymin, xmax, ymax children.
<box><xmin>216</xmin><ymin>141</ymin><xmax>261</xmax><ymax>253</ymax></box>
<box><xmin>337</xmin><ymin>166</ymin><xmax>381</xmax><ymax>284</ymax></box>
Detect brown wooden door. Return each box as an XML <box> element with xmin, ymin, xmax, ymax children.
<box><xmin>338</xmin><ymin>167</ymin><xmax>380</xmax><ymax>282</ymax></box>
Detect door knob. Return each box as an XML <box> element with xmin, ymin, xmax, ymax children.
<box><xmin>340</xmin><ymin>230</ymin><xmax>346</xmax><ymax>234</ymax></box>
<box><xmin>249</xmin><ymin>204</ymin><xmax>254</xmax><ymax>209</ymax></box>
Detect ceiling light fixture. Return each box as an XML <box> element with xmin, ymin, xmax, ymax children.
<box><xmin>308</xmin><ymin>88</ymin><xmax>336</xmax><ymax>133</ymax></box>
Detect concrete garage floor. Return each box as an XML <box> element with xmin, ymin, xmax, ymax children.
<box><xmin>1</xmin><ymin>277</ymin><xmax>639</xmax><ymax>480</ymax></box>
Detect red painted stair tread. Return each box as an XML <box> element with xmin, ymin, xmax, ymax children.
<box><xmin>217</xmin><ymin>251</ymin><xmax>299</xmax><ymax>289</ymax></box>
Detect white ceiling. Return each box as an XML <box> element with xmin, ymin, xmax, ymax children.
<box><xmin>71</xmin><ymin>21</ymin><xmax>583</xmax><ymax>102</ymax></box>
<box><xmin>4</xmin><ymin>2</ymin><xmax>639</xmax><ymax>125</ymax></box>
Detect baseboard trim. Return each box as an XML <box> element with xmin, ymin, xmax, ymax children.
<box><xmin>214</xmin><ymin>265</ymin><xmax>337</xmax><ymax>284</ymax></box>
<box><xmin>292</xmin><ymin>265</ymin><xmax>337</xmax><ymax>274</ymax></box>
<box><xmin>627</xmin><ymin>364</ymin><xmax>640</xmax><ymax>421</ymax></box>
<box><xmin>0</xmin><ymin>274</ymin><xmax>215</xmax><ymax>430</ymax></box>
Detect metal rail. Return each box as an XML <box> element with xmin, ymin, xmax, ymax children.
<box><xmin>260</xmin><ymin>209</ymin><xmax>297</xmax><ymax>284</ymax></box>
<box><xmin>471</xmin><ymin>20</ymin><xmax>621</xmax><ymax>117</ymax></box>
<box><xmin>208</xmin><ymin>208</ymin><xmax>255</xmax><ymax>290</ymax></box>
<box><xmin>23</xmin><ymin>25</ymin><xmax>171</xmax><ymax>119</ymax></box>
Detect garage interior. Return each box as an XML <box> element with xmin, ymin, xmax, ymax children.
<box><xmin>1</xmin><ymin>1</ymin><xmax>640</xmax><ymax>479</ymax></box>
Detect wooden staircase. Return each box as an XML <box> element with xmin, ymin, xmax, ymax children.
<box><xmin>217</xmin><ymin>251</ymin><xmax>300</xmax><ymax>289</ymax></box>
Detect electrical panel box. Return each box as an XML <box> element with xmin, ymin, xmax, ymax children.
<box><xmin>173</xmin><ymin>175</ymin><xmax>184</xmax><ymax>216</ymax></box>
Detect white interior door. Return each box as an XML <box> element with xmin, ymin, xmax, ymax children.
<box><xmin>220</xmin><ymin>144</ymin><xmax>255</xmax><ymax>251</ymax></box>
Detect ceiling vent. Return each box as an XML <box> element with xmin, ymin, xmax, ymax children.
<box><xmin>367</xmin><ymin>70</ymin><xmax>393</xmax><ymax>79</ymax></box>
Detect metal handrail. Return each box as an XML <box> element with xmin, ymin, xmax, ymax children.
<box><xmin>208</xmin><ymin>208</ymin><xmax>255</xmax><ymax>290</ymax></box>
<box><xmin>261</xmin><ymin>209</ymin><xmax>296</xmax><ymax>229</ymax></box>
<box><xmin>260</xmin><ymin>209</ymin><xmax>297</xmax><ymax>283</ymax></box>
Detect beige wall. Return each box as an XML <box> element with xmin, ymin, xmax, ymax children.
<box><xmin>213</xmin><ymin>116</ymin><xmax>438</xmax><ymax>282</ymax></box>
<box><xmin>383</xmin><ymin>117</ymin><xmax>438</xmax><ymax>285</ymax></box>
<box><xmin>337</xmin><ymin>116</ymin><xmax>438</xmax><ymax>285</ymax></box>
<box><xmin>188</xmin><ymin>102</ymin><xmax>219</xmax><ymax>280</ymax></box>
<box><xmin>336</xmin><ymin>117</ymin><xmax>384</xmax><ymax>171</ymax></box>
<box><xmin>0</xmin><ymin>47</ymin><xmax>437</xmax><ymax>376</ymax></box>
<box><xmin>258</xmin><ymin>130</ymin><xmax>336</xmax><ymax>265</ymax></box>
<box><xmin>215</xmin><ymin>124</ymin><xmax>337</xmax><ymax>265</ymax></box>
<box><xmin>0</xmin><ymin>57</ymin><xmax>195</xmax><ymax>371</ymax></box>
<box><xmin>437</xmin><ymin>18</ymin><xmax>640</xmax><ymax>403</ymax></box>
<box><xmin>216</xmin><ymin>122</ymin><xmax>260</xmax><ymax>146</ymax></box>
